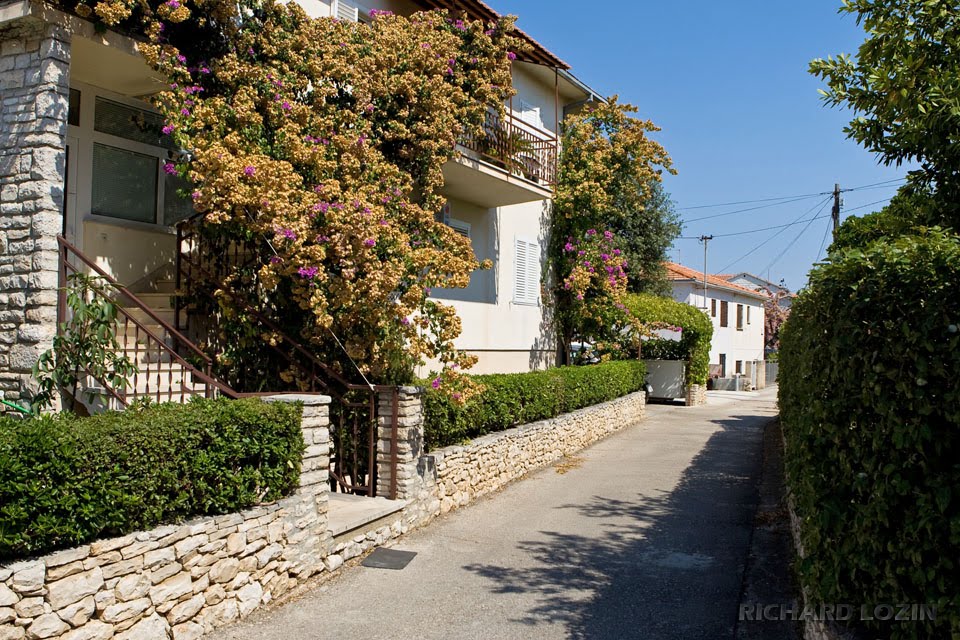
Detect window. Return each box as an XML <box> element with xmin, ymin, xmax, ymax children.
<box><xmin>448</xmin><ymin>219</ymin><xmax>471</xmax><ymax>239</ymax></box>
<box><xmin>711</xmin><ymin>299</ymin><xmax>717</xmax><ymax>317</ymax></box>
<box><xmin>735</xmin><ymin>360</ymin><xmax>743</xmax><ymax>374</ymax></box>
<box><xmin>719</xmin><ymin>354</ymin><xmax>727</xmax><ymax>378</ymax></box>
<box><xmin>736</xmin><ymin>304</ymin><xmax>744</xmax><ymax>330</ymax></box>
<box><xmin>72</xmin><ymin>85</ymin><xmax>195</xmax><ymax>228</ymax></box>
<box><xmin>513</xmin><ymin>238</ymin><xmax>540</xmax><ymax>305</ymax></box>
<box><xmin>720</xmin><ymin>300</ymin><xmax>728</xmax><ymax>327</ymax></box>
<box><xmin>334</xmin><ymin>0</ymin><xmax>370</xmax><ymax>22</ymax></box>
<box><xmin>517</xmin><ymin>99</ymin><xmax>544</xmax><ymax>130</ymax></box>
<box><xmin>747</xmin><ymin>305</ymin><xmax>751</xmax><ymax>324</ymax></box>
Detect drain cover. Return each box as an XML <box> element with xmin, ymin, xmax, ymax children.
<box><xmin>361</xmin><ymin>548</ymin><xmax>417</xmax><ymax>570</ymax></box>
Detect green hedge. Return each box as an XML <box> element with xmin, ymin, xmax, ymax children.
<box><xmin>424</xmin><ymin>361</ymin><xmax>646</xmax><ymax>450</ymax></box>
<box><xmin>779</xmin><ymin>229</ymin><xmax>960</xmax><ymax>639</ymax></box>
<box><xmin>0</xmin><ymin>398</ymin><xmax>303</xmax><ymax>560</ymax></box>
<box><xmin>623</xmin><ymin>293</ymin><xmax>713</xmax><ymax>385</ymax></box>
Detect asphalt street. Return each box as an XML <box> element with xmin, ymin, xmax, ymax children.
<box><xmin>221</xmin><ymin>386</ymin><xmax>781</xmax><ymax>640</ymax></box>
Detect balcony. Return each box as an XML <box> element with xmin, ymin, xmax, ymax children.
<box><xmin>442</xmin><ymin>109</ymin><xmax>558</xmax><ymax>208</ymax></box>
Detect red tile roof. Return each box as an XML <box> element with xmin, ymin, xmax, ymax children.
<box><xmin>665</xmin><ymin>263</ymin><xmax>771</xmax><ymax>300</ymax></box>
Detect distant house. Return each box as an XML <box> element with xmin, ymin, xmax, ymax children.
<box><xmin>665</xmin><ymin>263</ymin><xmax>769</xmax><ymax>378</ymax></box>
<box><xmin>717</xmin><ymin>272</ymin><xmax>795</xmax><ymax>308</ymax></box>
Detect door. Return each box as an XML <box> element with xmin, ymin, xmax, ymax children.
<box><xmin>63</xmin><ymin>135</ymin><xmax>79</xmax><ymax>245</ymax></box>
<box><xmin>719</xmin><ymin>354</ymin><xmax>727</xmax><ymax>378</ymax></box>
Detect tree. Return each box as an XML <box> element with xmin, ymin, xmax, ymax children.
<box><xmin>609</xmin><ymin>178</ymin><xmax>682</xmax><ymax>295</ymax></box>
<box><xmin>810</xmin><ymin>0</ymin><xmax>960</xmax><ymax>228</ymax></box>
<box><xmin>72</xmin><ymin>0</ymin><xmax>525</xmax><ymax>394</ymax></box>
<box><xmin>551</xmin><ymin>98</ymin><xmax>675</xmax><ymax>362</ymax></box>
<box><xmin>763</xmin><ymin>290</ymin><xmax>791</xmax><ymax>352</ymax></box>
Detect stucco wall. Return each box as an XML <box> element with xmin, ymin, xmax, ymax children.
<box><xmin>671</xmin><ymin>281</ymin><xmax>766</xmax><ymax>367</ymax></box>
<box><xmin>81</xmin><ymin>221</ymin><xmax>175</xmax><ymax>288</ymax></box>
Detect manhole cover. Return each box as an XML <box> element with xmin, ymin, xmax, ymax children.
<box><xmin>361</xmin><ymin>548</ymin><xmax>418</xmax><ymax>570</ymax></box>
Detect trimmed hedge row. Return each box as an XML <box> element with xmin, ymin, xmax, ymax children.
<box><xmin>0</xmin><ymin>398</ymin><xmax>304</xmax><ymax>560</ymax></box>
<box><xmin>779</xmin><ymin>229</ymin><xmax>960</xmax><ymax>639</ymax></box>
<box><xmin>423</xmin><ymin>361</ymin><xmax>646</xmax><ymax>450</ymax></box>
<box><xmin>623</xmin><ymin>293</ymin><xmax>713</xmax><ymax>384</ymax></box>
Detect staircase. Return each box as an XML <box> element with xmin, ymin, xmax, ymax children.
<box><xmin>58</xmin><ymin>235</ymin><xmax>237</xmax><ymax>413</ymax></box>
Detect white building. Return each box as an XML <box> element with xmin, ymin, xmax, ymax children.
<box><xmin>719</xmin><ymin>272</ymin><xmax>795</xmax><ymax>309</ymax></box>
<box><xmin>0</xmin><ymin>0</ymin><xmax>602</xmax><ymax>407</ymax></box>
<box><xmin>666</xmin><ymin>263</ymin><xmax>768</xmax><ymax>378</ymax></box>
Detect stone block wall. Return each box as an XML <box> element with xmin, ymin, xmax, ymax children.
<box><xmin>0</xmin><ymin>20</ymin><xmax>70</xmax><ymax>408</ymax></box>
<box><xmin>0</xmin><ymin>395</ymin><xmax>332</xmax><ymax>640</ymax></box>
<box><xmin>685</xmin><ymin>383</ymin><xmax>707</xmax><ymax>406</ymax></box>
<box><xmin>390</xmin><ymin>389</ymin><xmax>647</xmax><ymax>529</ymax></box>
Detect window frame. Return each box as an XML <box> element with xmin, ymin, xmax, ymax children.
<box><xmin>513</xmin><ymin>236</ymin><xmax>541</xmax><ymax>306</ymax></box>
<box><xmin>68</xmin><ymin>81</ymin><xmax>192</xmax><ymax>235</ymax></box>
<box><xmin>720</xmin><ymin>300</ymin><xmax>729</xmax><ymax>327</ymax></box>
<box><xmin>711</xmin><ymin>298</ymin><xmax>717</xmax><ymax>317</ymax></box>
<box><xmin>736</xmin><ymin>304</ymin><xmax>744</xmax><ymax>331</ymax></box>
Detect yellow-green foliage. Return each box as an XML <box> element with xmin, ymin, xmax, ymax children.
<box><xmin>623</xmin><ymin>293</ymin><xmax>712</xmax><ymax>385</ymax></box>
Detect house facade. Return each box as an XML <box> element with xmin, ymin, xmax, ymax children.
<box><xmin>665</xmin><ymin>263</ymin><xmax>768</xmax><ymax>379</ymax></box>
<box><xmin>719</xmin><ymin>271</ymin><xmax>794</xmax><ymax>308</ymax></box>
<box><xmin>0</xmin><ymin>0</ymin><xmax>597</xmax><ymax>409</ymax></box>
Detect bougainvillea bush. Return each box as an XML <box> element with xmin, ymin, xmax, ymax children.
<box><xmin>66</xmin><ymin>0</ymin><xmax>525</xmax><ymax>393</ymax></box>
<box><xmin>551</xmin><ymin>98</ymin><xmax>675</xmax><ymax>359</ymax></box>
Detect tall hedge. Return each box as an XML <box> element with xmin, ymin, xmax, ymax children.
<box><xmin>424</xmin><ymin>361</ymin><xmax>646</xmax><ymax>450</ymax></box>
<box><xmin>623</xmin><ymin>292</ymin><xmax>713</xmax><ymax>385</ymax></box>
<box><xmin>779</xmin><ymin>230</ymin><xmax>960</xmax><ymax>639</ymax></box>
<box><xmin>0</xmin><ymin>398</ymin><xmax>304</xmax><ymax>560</ymax></box>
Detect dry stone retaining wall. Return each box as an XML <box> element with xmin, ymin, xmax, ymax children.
<box><xmin>0</xmin><ymin>395</ymin><xmax>331</xmax><ymax>640</ymax></box>
<box><xmin>394</xmin><ymin>389</ymin><xmax>647</xmax><ymax>528</ymax></box>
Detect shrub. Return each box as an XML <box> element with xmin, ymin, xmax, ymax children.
<box><xmin>623</xmin><ymin>293</ymin><xmax>713</xmax><ymax>385</ymax></box>
<box><xmin>0</xmin><ymin>397</ymin><xmax>303</xmax><ymax>560</ymax></box>
<box><xmin>779</xmin><ymin>229</ymin><xmax>960</xmax><ymax>639</ymax></box>
<box><xmin>424</xmin><ymin>361</ymin><xmax>646</xmax><ymax>450</ymax></box>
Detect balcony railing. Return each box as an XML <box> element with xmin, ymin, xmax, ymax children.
<box><xmin>459</xmin><ymin>109</ymin><xmax>558</xmax><ymax>186</ymax></box>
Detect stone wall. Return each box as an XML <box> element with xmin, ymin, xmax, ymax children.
<box><xmin>685</xmin><ymin>383</ymin><xmax>706</xmax><ymax>406</ymax></box>
<box><xmin>0</xmin><ymin>395</ymin><xmax>332</xmax><ymax>640</ymax></box>
<box><xmin>391</xmin><ymin>389</ymin><xmax>647</xmax><ymax>528</ymax></box>
<box><xmin>0</xmin><ymin>18</ymin><xmax>70</xmax><ymax>408</ymax></box>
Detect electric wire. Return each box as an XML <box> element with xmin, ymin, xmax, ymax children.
<box><xmin>716</xmin><ymin>196</ymin><xmax>833</xmax><ymax>273</ymax></box>
<box><xmin>815</xmin><ymin>215</ymin><xmax>833</xmax><ymax>262</ymax></box>
<box><xmin>711</xmin><ymin>214</ymin><xmax>831</xmax><ymax>238</ymax></box>
<box><xmin>761</xmin><ymin>202</ymin><xmax>832</xmax><ymax>274</ymax></box>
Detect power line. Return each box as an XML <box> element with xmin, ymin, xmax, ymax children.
<box><xmin>762</xmin><ymin>205</ymin><xmax>830</xmax><ymax>274</ymax></box>
<box><xmin>677</xmin><ymin>177</ymin><xmax>905</xmax><ymax>215</ymax></box>
<box><xmin>841</xmin><ymin>197</ymin><xmax>896</xmax><ymax>215</ymax></box>
<box><xmin>683</xmin><ymin>194</ymin><xmax>825</xmax><ymax>223</ymax></box>
<box><xmin>711</xmin><ymin>214</ymin><xmax>831</xmax><ymax>238</ymax></box>
<box><xmin>716</xmin><ymin>196</ymin><xmax>833</xmax><ymax>273</ymax></box>
<box><xmin>816</xmin><ymin>214</ymin><xmax>833</xmax><ymax>262</ymax></box>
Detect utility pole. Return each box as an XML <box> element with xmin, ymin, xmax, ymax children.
<box><xmin>832</xmin><ymin>183</ymin><xmax>842</xmax><ymax>236</ymax></box>
<box><xmin>700</xmin><ymin>235</ymin><xmax>713</xmax><ymax>310</ymax></box>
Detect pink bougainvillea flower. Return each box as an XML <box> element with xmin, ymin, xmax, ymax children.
<box><xmin>298</xmin><ymin>266</ymin><xmax>319</xmax><ymax>279</ymax></box>
<box><xmin>364</xmin><ymin>238</ymin><xmax>377</xmax><ymax>247</ymax></box>
<box><xmin>243</xmin><ymin>166</ymin><xmax>256</xmax><ymax>176</ymax></box>
<box><xmin>162</xmin><ymin>124</ymin><xmax>175</xmax><ymax>135</ymax></box>
<box><xmin>163</xmin><ymin>162</ymin><xmax>177</xmax><ymax>175</ymax></box>
<box><xmin>507</xmin><ymin>51</ymin><xmax>517</xmax><ymax>60</ymax></box>
<box><xmin>431</xmin><ymin>377</ymin><xmax>442</xmax><ymax>390</ymax></box>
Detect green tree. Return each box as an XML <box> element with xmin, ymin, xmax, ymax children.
<box><xmin>609</xmin><ymin>178</ymin><xmax>682</xmax><ymax>295</ymax></box>
<box><xmin>551</xmin><ymin>98</ymin><xmax>675</xmax><ymax>362</ymax></box>
<box><xmin>810</xmin><ymin>0</ymin><xmax>960</xmax><ymax>228</ymax></box>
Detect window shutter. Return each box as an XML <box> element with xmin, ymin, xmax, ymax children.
<box><xmin>335</xmin><ymin>0</ymin><xmax>359</xmax><ymax>22</ymax></box>
<box><xmin>518</xmin><ymin>100</ymin><xmax>543</xmax><ymax>129</ymax></box>
<box><xmin>720</xmin><ymin>301</ymin><xmax>728</xmax><ymax>327</ymax></box>
<box><xmin>711</xmin><ymin>299</ymin><xmax>716</xmax><ymax>317</ymax></box>
<box><xmin>514</xmin><ymin>239</ymin><xmax>540</xmax><ymax>304</ymax></box>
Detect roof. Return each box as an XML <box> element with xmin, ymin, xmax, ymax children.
<box><xmin>411</xmin><ymin>0</ymin><xmax>570</xmax><ymax>69</ymax></box>
<box><xmin>665</xmin><ymin>263</ymin><xmax>772</xmax><ymax>301</ymax></box>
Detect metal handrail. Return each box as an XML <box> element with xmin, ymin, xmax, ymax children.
<box><xmin>459</xmin><ymin>108</ymin><xmax>559</xmax><ymax>185</ymax></box>
<box><xmin>57</xmin><ymin>235</ymin><xmax>238</xmax><ymax>405</ymax></box>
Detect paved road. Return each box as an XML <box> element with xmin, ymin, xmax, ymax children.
<box><xmin>222</xmin><ymin>387</ymin><xmax>780</xmax><ymax>640</ymax></box>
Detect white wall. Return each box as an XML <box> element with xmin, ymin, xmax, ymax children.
<box><xmin>423</xmin><ymin>197</ymin><xmax>556</xmax><ymax>375</ymax></box>
<box><xmin>671</xmin><ymin>282</ymin><xmax>765</xmax><ymax>374</ymax></box>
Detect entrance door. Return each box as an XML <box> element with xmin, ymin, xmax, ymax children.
<box><xmin>719</xmin><ymin>353</ymin><xmax>727</xmax><ymax>378</ymax></box>
<box><xmin>63</xmin><ymin>135</ymin><xmax>79</xmax><ymax>245</ymax></box>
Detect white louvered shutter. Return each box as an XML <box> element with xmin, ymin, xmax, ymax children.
<box><xmin>335</xmin><ymin>0</ymin><xmax>359</xmax><ymax>22</ymax></box>
<box><xmin>514</xmin><ymin>239</ymin><xmax>540</xmax><ymax>305</ymax></box>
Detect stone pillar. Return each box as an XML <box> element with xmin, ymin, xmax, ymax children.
<box><xmin>685</xmin><ymin>383</ymin><xmax>707</xmax><ymax>407</ymax></box>
<box><xmin>0</xmin><ymin>22</ymin><xmax>71</xmax><ymax>408</ymax></box>
<box><xmin>376</xmin><ymin>386</ymin><xmax>424</xmax><ymax>501</ymax></box>
<box><xmin>265</xmin><ymin>394</ymin><xmax>332</xmax><ymax>574</ymax></box>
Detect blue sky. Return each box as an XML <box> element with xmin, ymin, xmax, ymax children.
<box><xmin>494</xmin><ymin>0</ymin><xmax>910</xmax><ymax>290</ymax></box>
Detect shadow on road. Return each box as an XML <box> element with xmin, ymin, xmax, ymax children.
<box><xmin>463</xmin><ymin>414</ymin><xmax>770</xmax><ymax>640</ymax></box>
